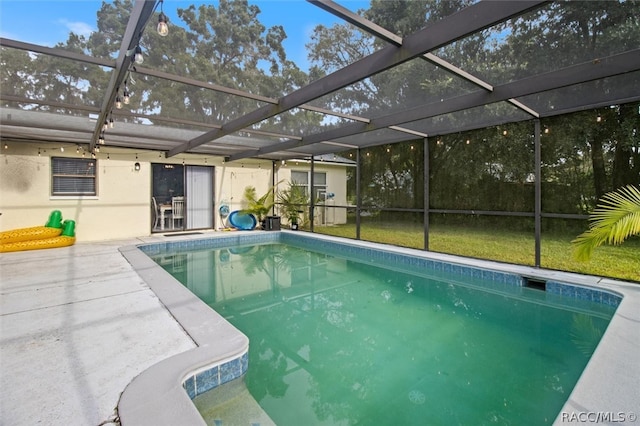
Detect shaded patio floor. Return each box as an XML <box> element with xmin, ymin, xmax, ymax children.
<box><xmin>0</xmin><ymin>238</ymin><xmax>195</xmax><ymax>425</ymax></box>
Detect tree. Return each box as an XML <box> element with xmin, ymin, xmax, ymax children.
<box><xmin>572</xmin><ymin>185</ymin><xmax>640</xmax><ymax>260</ymax></box>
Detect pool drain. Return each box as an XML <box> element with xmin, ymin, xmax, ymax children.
<box><xmin>408</xmin><ymin>390</ymin><xmax>426</xmax><ymax>405</ymax></box>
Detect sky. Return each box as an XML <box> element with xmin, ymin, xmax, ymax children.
<box><xmin>0</xmin><ymin>0</ymin><xmax>369</xmax><ymax>71</ymax></box>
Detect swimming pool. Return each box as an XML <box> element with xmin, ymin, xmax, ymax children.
<box><xmin>128</xmin><ymin>231</ymin><xmax>630</xmax><ymax>425</ymax></box>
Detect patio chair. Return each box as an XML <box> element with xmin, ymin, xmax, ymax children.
<box><xmin>171</xmin><ymin>196</ymin><xmax>184</xmax><ymax>229</ymax></box>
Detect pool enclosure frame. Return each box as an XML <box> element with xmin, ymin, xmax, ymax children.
<box><xmin>1</xmin><ymin>0</ymin><xmax>639</xmax><ymax>263</ymax></box>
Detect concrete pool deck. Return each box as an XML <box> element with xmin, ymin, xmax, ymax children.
<box><xmin>1</xmin><ymin>231</ymin><xmax>639</xmax><ymax>425</ymax></box>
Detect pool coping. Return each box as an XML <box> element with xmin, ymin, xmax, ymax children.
<box><xmin>117</xmin><ymin>230</ymin><xmax>640</xmax><ymax>425</ymax></box>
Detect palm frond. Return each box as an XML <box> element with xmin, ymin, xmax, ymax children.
<box><xmin>572</xmin><ymin>185</ymin><xmax>640</xmax><ymax>261</ymax></box>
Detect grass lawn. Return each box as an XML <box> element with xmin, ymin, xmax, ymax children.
<box><xmin>313</xmin><ymin>222</ymin><xmax>640</xmax><ymax>283</ymax></box>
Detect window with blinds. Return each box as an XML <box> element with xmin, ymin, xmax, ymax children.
<box><xmin>51</xmin><ymin>157</ymin><xmax>97</xmax><ymax>196</ymax></box>
<box><xmin>291</xmin><ymin>170</ymin><xmax>326</xmax><ymax>200</ymax></box>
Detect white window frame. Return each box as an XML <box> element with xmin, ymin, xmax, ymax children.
<box><xmin>51</xmin><ymin>157</ymin><xmax>97</xmax><ymax>196</ymax></box>
<box><xmin>291</xmin><ymin>170</ymin><xmax>327</xmax><ymax>202</ymax></box>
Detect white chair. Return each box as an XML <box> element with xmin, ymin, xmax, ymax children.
<box><xmin>171</xmin><ymin>196</ymin><xmax>184</xmax><ymax>229</ymax></box>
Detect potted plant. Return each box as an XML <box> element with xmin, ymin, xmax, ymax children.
<box><xmin>242</xmin><ymin>185</ymin><xmax>276</xmax><ymax>229</ymax></box>
<box><xmin>277</xmin><ymin>181</ymin><xmax>309</xmax><ymax>230</ymax></box>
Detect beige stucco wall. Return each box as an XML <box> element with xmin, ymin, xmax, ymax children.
<box><xmin>274</xmin><ymin>161</ymin><xmax>350</xmax><ymax>225</ymax></box>
<box><xmin>1</xmin><ymin>143</ymin><xmax>153</xmax><ymax>241</ymax></box>
<box><xmin>1</xmin><ymin>142</ymin><xmax>350</xmax><ymax>241</ymax></box>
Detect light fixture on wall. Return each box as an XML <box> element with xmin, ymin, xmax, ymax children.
<box><xmin>157</xmin><ymin>0</ymin><xmax>169</xmax><ymax>36</ymax></box>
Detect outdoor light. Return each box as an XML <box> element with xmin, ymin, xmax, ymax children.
<box><xmin>103</xmin><ymin>120</ymin><xmax>109</xmax><ymax>131</ymax></box>
<box><xmin>115</xmin><ymin>95</ymin><xmax>122</xmax><ymax>109</ymax></box>
<box><xmin>123</xmin><ymin>88</ymin><xmax>130</xmax><ymax>105</ymax></box>
<box><xmin>109</xmin><ymin>117</ymin><xmax>114</xmax><ymax>128</ymax></box>
<box><xmin>134</xmin><ymin>45</ymin><xmax>144</xmax><ymax>64</ymax></box>
<box><xmin>596</xmin><ymin>115</ymin><xmax>602</xmax><ymax>122</ymax></box>
<box><xmin>157</xmin><ymin>0</ymin><xmax>169</xmax><ymax>38</ymax></box>
<box><xmin>60</xmin><ymin>146</ymin><xmax>64</xmax><ymax>152</ymax></box>
<box><xmin>157</xmin><ymin>13</ymin><xmax>169</xmax><ymax>36</ymax></box>
<box><xmin>98</xmin><ymin>133</ymin><xmax>105</xmax><ymax>145</ymax></box>
<box><xmin>3</xmin><ymin>143</ymin><xmax>8</xmax><ymax>150</ymax></box>
<box><xmin>134</xmin><ymin>162</ymin><xmax>141</xmax><ymax>171</ymax></box>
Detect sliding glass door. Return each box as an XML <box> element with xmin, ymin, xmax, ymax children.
<box><xmin>152</xmin><ymin>164</ymin><xmax>214</xmax><ymax>233</ymax></box>
<box><xmin>186</xmin><ymin>166</ymin><xmax>213</xmax><ymax>229</ymax></box>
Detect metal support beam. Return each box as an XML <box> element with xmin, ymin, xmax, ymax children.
<box><xmin>355</xmin><ymin>148</ymin><xmax>361</xmax><ymax>240</ymax></box>
<box><xmin>169</xmin><ymin>0</ymin><xmax>545</xmax><ymax>157</ymax></box>
<box><xmin>310</xmin><ymin>157</ymin><xmax>315</xmax><ymax>232</ymax></box>
<box><xmin>424</xmin><ymin>137</ymin><xmax>430</xmax><ymax>251</ymax></box>
<box><xmin>0</xmin><ymin>38</ymin><xmax>115</xmax><ymax>67</ymax></box>
<box><xmin>534</xmin><ymin>119</ymin><xmax>541</xmax><ymax>267</ymax></box>
<box><xmin>227</xmin><ymin>49</ymin><xmax>640</xmax><ymax>161</ymax></box>
<box><xmin>311</xmin><ymin>0</ymin><xmax>540</xmax><ymax>117</ymax></box>
<box><xmin>90</xmin><ymin>0</ymin><xmax>157</xmax><ymax>153</ymax></box>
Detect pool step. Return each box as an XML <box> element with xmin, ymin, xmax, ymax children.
<box><xmin>194</xmin><ymin>378</ymin><xmax>275</xmax><ymax>426</ymax></box>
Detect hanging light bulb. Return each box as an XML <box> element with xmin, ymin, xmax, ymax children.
<box><xmin>157</xmin><ymin>14</ymin><xmax>169</xmax><ymax>37</ymax></box>
<box><xmin>98</xmin><ymin>133</ymin><xmax>105</xmax><ymax>145</ymax></box>
<box><xmin>157</xmin><ymin>0</ymin><xmax>169</xmax><ymax>37</ymax></box>
<box><xmin>123</xmin><ymin>88</ymin><xmax>130</xmax><ymax>105</ymax></box>
<box><xmin>115</xmin><ymin>95</ymin><xmax>122</xmax><ymax>109</ymax></box>
<box><xmin>103</xmin><ymin>120</ymin><xmax>109</xmax><ymax>131</ymax></box>
<box><xmin>134</xmin><ymin>45</ymin><xmax>144</xmax><ymax>64</ymax></box>
<box><xmin>60</xmin><ymin>146</ymin><xmax>64</xmax><ymax>152</ymax></box>
<box><xmin>109</xmin><ymin>116</ymin><xmax>115</xmax><ymax>128</ymax></box>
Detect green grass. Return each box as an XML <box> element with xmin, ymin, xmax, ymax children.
<box><xmin>313</xmin><ymin>222</ymin><xmax>640</xmax><ymax>283</ymax></box>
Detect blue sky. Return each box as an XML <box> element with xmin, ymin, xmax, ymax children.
<box><xmin>0</xmin><ymin>0</ymin><xmax>369</xmax><ymax>71</ymax></box>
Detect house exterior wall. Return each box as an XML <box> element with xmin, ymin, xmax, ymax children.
<box><xmin>1</xmin><ymin>142</ymin><xmax>349</xmax><ymax>241</ymax></box>
<box><xmin>275</xmin><ymin>162</ymin><xmax>350</xmax><ymax>225</ymax></box>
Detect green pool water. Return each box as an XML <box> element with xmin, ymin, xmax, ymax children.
<box><xmin>152</xmin><ymin>242</ymin><xmax>616</xmax><ymax>425</ymax></box>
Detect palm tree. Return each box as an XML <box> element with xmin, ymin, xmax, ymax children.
<box><xmin>572</xmin><ymin>185</ymin><xmax>640</xmax><ymax>261</ymax></box>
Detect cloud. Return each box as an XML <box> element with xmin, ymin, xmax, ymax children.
<box><xmin>58</xmin><ymin>19</ymin><xmax>94</xmax><ymax>38</ymax></box>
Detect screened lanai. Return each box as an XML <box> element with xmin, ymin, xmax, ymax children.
<box><xmin>1</xmin><ymin>0</ymin><xmax>639</xmax><ymax>279</ymax></box>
